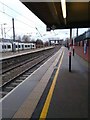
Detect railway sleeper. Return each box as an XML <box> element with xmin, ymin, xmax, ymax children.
<box><xmin>15</xmin><ymin>80</ymin><xmax>23</xmax><ymax>83</ymax></box>
<box><xmin>22</xmin><ymin>75</ymin><xmax>29</xmax><ymax>77</ymax></box>
<box><xmin>19</xmin><ymin>77</ymin><xmax>27</xmax><ymax>80</ymax></box>
<box><xmin>25</xmin><ymin>71</ymin><xmax>33</xmax><ymax>74</ymax></box>
<box><xmin>3</xmin><ymin>87</ymin><xmax>11</xmax><ymax>92</ymax></box>
<box><xmin>6</xmin><ymin>86</ymin><xmax>14</xmax><ymax>89</ymax></box>
<box><xmin>11</xmin><ymin>82</ymin><xmax>19</xmax><ymax>86</ymax></box>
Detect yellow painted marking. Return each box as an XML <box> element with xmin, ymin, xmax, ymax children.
<box><xmin>39</xmin><ymin>51</ymin><xmax>64</xmax><ymax>119</ymax></box>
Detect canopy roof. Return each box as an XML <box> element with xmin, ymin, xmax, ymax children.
<box><xmin>21</xmin><ymin>1</ymin><xmax>90</xmax><ymax>30</ymax></box>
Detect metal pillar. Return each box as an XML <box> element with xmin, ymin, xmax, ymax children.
<box><xmin>73</xmin><ymin>31</ymin><xmax>75</xmax><ymax>56</ymax></box>
<box><xmin>72</xmin><ymin>28</ymin><xmax>78</xmax><ymax>56</ymax></box>
<box><xmin>73</xmin><ymin>43</ymin><xmax>75</xmax><ymax>56</ymax></box>
<box><xmin>1</xmin><ymin>24</ymin><xmax>4</xmax><ymax>40</ymax></box>
<box><xmin>69</xmin><ymin>29</ymin><xmax>72</xmax><ymax>72</ymax></box>
<box><xmin>77</xmin><ymin>28</ymin><xmax>78</xmax><ymax>37</ymax></box>
<box><xmin>12</xmin><ymin>18</ymin><xmax>16</xmax><ymax>52</ymax></box>
<box><xmin>12</xmin><ymin>18</ymin><xmax>15</xmax><ymax>42</ymax></box>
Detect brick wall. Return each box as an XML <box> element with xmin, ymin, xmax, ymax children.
<box><xmin>74</xmin><ymin>40</ymin><xmax>90</xmax><ymax>63</ymax></box>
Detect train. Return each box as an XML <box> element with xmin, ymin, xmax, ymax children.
<box><xmin>0</xmin><ymin>41</ymin><xmax>36</xmax><ymax>52</ymax></box>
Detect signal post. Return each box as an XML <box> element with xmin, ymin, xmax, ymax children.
<box><xmin>69</xmin><ymin>29</ymin><xmax>72</xmax><ymax>72</ymax></box>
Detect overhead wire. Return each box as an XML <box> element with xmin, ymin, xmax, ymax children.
<box><xmin>0</xmin><ymin>1</ymin><xmax>47</xmax><ymax>39</ymax></box>
<box><xmin>0</xmin><ymin>11</ymin><xmax>43</xmax><ymax>39</ymax></box>
<box><xmin>0</xmin><ymin>10</ymin><xmax>35</xmax><ymax>29</ymax></box>
<box><xmin>0</xmin><ymin>1</ymin><xmax>45</xmax><ymax>29</ymax></box>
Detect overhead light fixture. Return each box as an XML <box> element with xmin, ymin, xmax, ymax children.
<box><xmin>61</xmin><ymin>0</ymin><xmax>66</xmax><ymax>19</ymax></box>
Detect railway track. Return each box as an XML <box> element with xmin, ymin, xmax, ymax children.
<box><xmin>1</xmin><ymin>47</ymin><xmax>54</xmax><ymax>72</ymax></box>
<box><xmin>2</xmin><ymin>55</ymin><xmax>41</xmax><ymax>74</ymax></box>
<box><xmin>1</xmin><ymin>48</ymin><xmax>55</xmax><ymax>85</ymax></box>
<box><xmin>0</xmin><ymin>46</ymin><xmax>61</xmax><ymax>98</ymax></box>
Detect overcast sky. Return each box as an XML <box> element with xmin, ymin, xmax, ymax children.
<box><xmin>0</xmin><ymin>0</ymin><xmax>88</xmax><ymax>41</ymax></box>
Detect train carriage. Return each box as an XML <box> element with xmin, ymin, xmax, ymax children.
<box><xmin>0</xmin><ymin>41</ymin><xmax>36</xmax><ymax>52</ymax></box>
<box><xmin>0</xmin><ymin>42</ymin><xmax>12</xmax><ymax>52</ymax></box>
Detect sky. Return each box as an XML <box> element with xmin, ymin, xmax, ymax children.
<box><xmin>0</xmin><ymin>0</ymin><xmax>88</xmax><ymax>41</ymax></box>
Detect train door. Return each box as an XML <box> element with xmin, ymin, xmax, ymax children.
<box><xmin>12</xmin><ymin>43</ymin><xmax>16</xmax><ymax>52</ymax></box>
<box><xmin>22</xmin><ymin>44</ymin><xmax>24</xmax><ymax>50</ymax></box>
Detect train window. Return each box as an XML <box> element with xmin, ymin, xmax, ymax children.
<box><xmin>4</xmin><ymin>45</ymin><xmax>6</xmax><ymax>49</ymax></box>
<box><xmin>2</xmin><ymin>45</ymin><xmax>4</xmax><ymax>49</ymax></box>
<box><xmin>33</xmin><ymin>45</ymin><xmax>34</xmax><ymax>47</ymax></box>
<box><xmin>7</xmin><ymin>45</ymin><xmax>11</xmax><ymax>48</ymax></box>
<box><xmin>2</xmin><ymin>45</ymin><xmax>6</xmax><ymax>49</ymax></box>
<box><xmin>25</xmin><ymin>45</ymin><xmax>27</xmax><ymax>47</ymax></box>
<box><xmin>16</xmin><ymin>45</ymin><xmax>17</xmax><ymax>48</ymax></box>
<box><xmin>71</xmin><ymin>40</ymin><xmax>73</xmax><ymax>45</ymax></box>
<box><xmin>28</xmin><ymin>45</ymin><xmax>30</xmax><ymax>47</ymax></box>
<box><xmin>19</xmin><ymin>45</ymin><xmax>20</xmax><ymax>48</ymax></box>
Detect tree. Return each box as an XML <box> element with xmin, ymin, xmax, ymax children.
<box><xmin>15</xmin><ymin>35</ymin><xmax>22</xmax><ymax>41</ymax></box>
<box><xmin>44</xmin><ymin>41</ymin><xmax>49</xmax><ymax>47</ymax></box>
<box><xmin>22</xmin><ymin>35</ymin><xmax>30</xmax><ymax>42</ymax></box>
<box><xmin>36</xmin><ymin>39</ymin><xmax>43</xmax><ymax>48</ymax></box>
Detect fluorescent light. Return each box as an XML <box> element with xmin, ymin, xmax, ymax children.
<box><xmin>61</xmin><ymin>0</ymin><xmax>66</xmax><ymax>19</ymax></box>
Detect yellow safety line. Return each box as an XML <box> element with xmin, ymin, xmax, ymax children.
<box><xmin>39</xmin><ymin>51</ymin><xmax>64</xmax><ymax>120</ymax></box>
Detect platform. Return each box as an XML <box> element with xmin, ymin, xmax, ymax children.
<box><xmin>30</xmin><ymin>47</ymin><xmax>88</xmax><ymax>118</ymax></box>
<box><xmin>1</xmin><ymin>46</ymin><xmax>62</xmax><ymax>119</ymax></box>
<box><xmin>44</xmin><ymin>47</ymin><xmax>88</xmax><ymax>118</ymax></box>
<box><xmin>1</xmin><ymin>47</ymin><xmax>88</xmax><ymax>119</ymax></box>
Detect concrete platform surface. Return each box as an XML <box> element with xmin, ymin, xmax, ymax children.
<box><xmin>1</xmin><ymin>46</ymin><xmax>88</xmax><ymax>119</ymax></box>
<box><xmin>31</xmin><ymin>47</ymin><xmax>88</xmax><ymax>119</ymax></box>
<box><xmin>1</xmin><ymin>47</ymin><xmax>63</xmax><ymax>119</ymax></box>
<box><xmin>46</xmin><ymin>47</ymin><xmax>88</xmax><ymax>118</ymax></box>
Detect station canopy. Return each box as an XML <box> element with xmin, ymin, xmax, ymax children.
<box><xmin>20</xmin><ymin>0</ymin><xmax>90</xmax><ymax>31</ymax></box>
